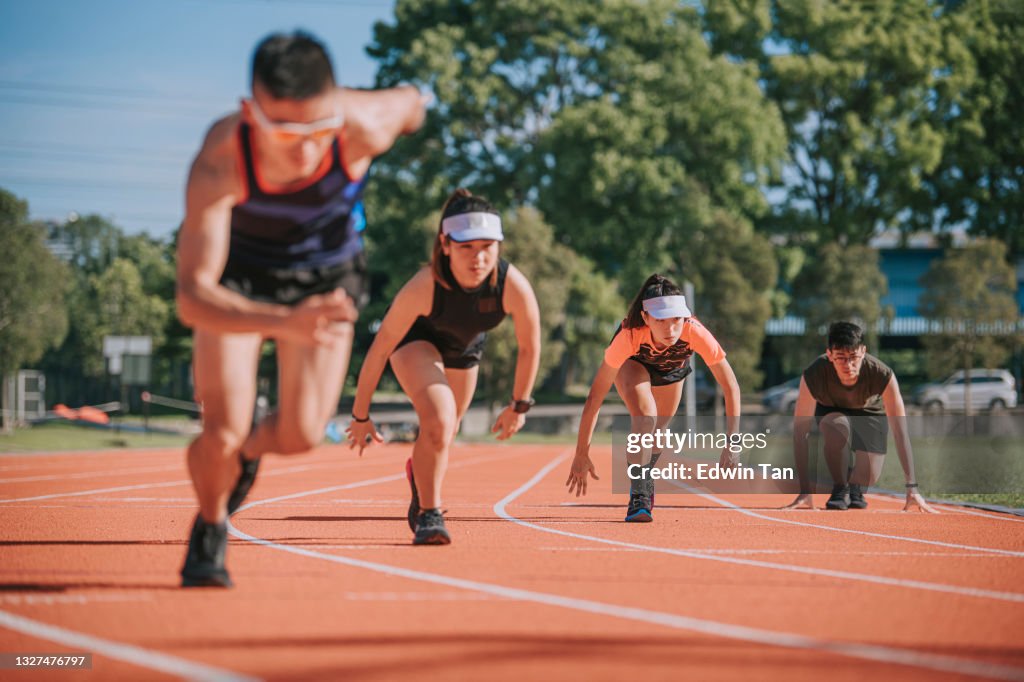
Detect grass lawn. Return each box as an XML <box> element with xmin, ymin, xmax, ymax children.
<box><xmin>0</xmin><ymin>422</ymin><xmax>191</xmax><ymax>453</ymax></box>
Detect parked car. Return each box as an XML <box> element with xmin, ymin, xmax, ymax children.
<box><xmin>913</xmin><ymin>369</ymin><xmax>1018</xmax><ymax>412</ymax></box>
<box><xmin>762</xmin><ymin>377</ymin><xmax>801</xmax><ymax>414</ymax></box>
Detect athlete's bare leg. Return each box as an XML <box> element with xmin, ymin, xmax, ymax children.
<box><xmin>614</xmin><ymin>359</ymin><xmax>658</xmax><ymax>468</ymax></box>
<box><xmin>188</xmin><ymin>329</ymin><xmax>262</xmax><ymax>524</ymax></box>
<box><xmin>850</xmin><ymin>450</ymin><xmax>885</xmax><ymax>486</ymax></box>
<box><xmin>390</xmin><ymin>341</ymin><xmax>459</xmax><ymax>510</ymax></box>
<box><xmin>819</xmin><ymin>412</ymin><xmax>853</xmax><ymax>484</ymax></box>
<box><xmin>242</xmin><ymin>322</ymin><xmax>354</xmax><ymax>458</ymax></box>
<box><xmin>445</xmin><ymin>365</ymin><xmax>479</xmax><ymax>439</ymax></box>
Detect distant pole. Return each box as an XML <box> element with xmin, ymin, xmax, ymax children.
<box><xmin>684</xmin><ymin>280</ymin><xmax>696</xmax><ymax>425</ymax></box>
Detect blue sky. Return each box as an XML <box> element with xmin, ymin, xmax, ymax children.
<box><xmin>0</xmin><ymin>0</ymin><xmax>396</xmax><ymax>237</ymax></box>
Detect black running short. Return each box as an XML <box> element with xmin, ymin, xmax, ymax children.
<box><xmin>814</xmin><ymin>404</ymin><xmax>889</xmax><ymax>454</ymax></box>
<box><xmin>633</xmin><ymin>360</ymin><xmax>693</xmax><ymax>387</ymax></box>
<box><xmin>219</xmin><ymin>251</ymin><xmax>368</xmax><ymax>308</ymax></box>
<box><xmin>395</xmin><ymin>320</ymin><xmax>486</xmax><ymax>370</ymax></box>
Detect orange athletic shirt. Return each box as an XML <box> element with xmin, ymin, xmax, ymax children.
<box><xmin>603</xmin><ymin>318</ymin><xmax>726</xmax><ymax>373</ymax></box>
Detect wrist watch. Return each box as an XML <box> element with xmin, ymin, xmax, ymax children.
<box><xmin>511</xmin><ymin>397</ymin><xmax>535</xmax><ymax>414</ymax></box>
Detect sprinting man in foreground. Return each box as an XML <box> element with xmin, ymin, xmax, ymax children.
<box><xmin>176</xmin><ymin>31</ymin><xmax>427</xmax><ymax>586</ymax></box>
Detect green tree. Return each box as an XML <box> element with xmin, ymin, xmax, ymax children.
<box><xmin>0</xmin><ymin>189</ymin><xmax>69</xmax><ymax>432</ymax></box>
<box><xmin>76</xmin><ymin>259</ymin><xmax>171</xmax><ymax>377</ymax></box>
<box><xmin>364</xmin><ymin>0</ymin><xmax>787</xmax><ymax>385</ymax></box>
<box><xmin>707</xmin><ymin>0</ymin><xmax>949</xmax><ymax>244</ymax></box>
<box><xmin>918</xmin><ymin>240</ymin><xmax>1020</xmax><ymax>411</ymax></box>
<box><xmin>790</xmin><ymin>243</ymin><xmax>890</xmax><ymax>354</ymax></box>
<box><xmin>476</xmin><ymin>206</ymin><xmax>621</xmax><ymax>407</ymax></box>
<box><xmin>679</xmin><ymin>210</ymin><xmax>778</xmax><ymax>391</ymax></box>
<box><xmin>917</xmin><ymin>0</ymin><xmax>1024</xmax><ymax>254</ymax></box>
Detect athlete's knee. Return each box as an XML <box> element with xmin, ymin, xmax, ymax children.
<box><xmin>196</xmin><ymin>426</ymin><xmax>248</xmax><ymax>459</ymax></box>
<box><xmin>631</xmin><ymin>414</ymin><xmax>657</xmax><ymax>434</ymax></box>
<box><xmin>819</xmin><ymin>413</ymin><xmax>851</xmax><ymax>437</ymax></box>
<box><xmin>418</xmin><ymin>411</ymin><xmax>456</xmax><ymax>451</ymax></box>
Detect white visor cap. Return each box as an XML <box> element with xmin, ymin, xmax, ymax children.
<box><xmin>441</xmin><ymin>212</ymin><xmax>504</xmax><ymax>242</ymax></box>
<box><xmin>642</xmin><ymin>295</ymin><xmax>692</xmax><ymax>319</ymax></box>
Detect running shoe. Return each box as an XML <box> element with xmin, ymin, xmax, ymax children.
<box><xmin>826</xmin><ymin>484</ymin><xmax>851</xmax><ymax>510</ymax></box>
<box><xmin>180</xmin><ymin>516</ymin><xmax>233</xmax><ymax>588</ymax></box>
<box><xmin>848</xmin><ymin>483</ymin><xmax>868</xmax><ymax>509</ymax></box>
<box><xmin>412</xmin><ymin>508</ymin><xmax>451</xmax><ymax>545</ymax></box>
<box><xmin>227</xmin><ymin>452</ymin><xmax>260</xmax><ymax>516</ymax></box>
<box><xmin>625</xmin><ymin>492</ymin><xmax>653</xmax><ymax>522</ymax></box>
<box><xmin>647</xmin><ymin>453</ymin><xmax>660</xmax><ymax>509</ymax></box>
<box><xmin>405</xmin><ymin>457</ymin><xmax>419</xmax><ymax>532</ymax></box>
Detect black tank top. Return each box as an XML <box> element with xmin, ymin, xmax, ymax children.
<box><xmin>415</xmin><ymin>259</ymin><xmax>510</xmax><ymax>350</ymax></box>
<box><xmin>229</xmin><ymin>123</ymin><xmax>368</xmax><ymax>269</ymax></box>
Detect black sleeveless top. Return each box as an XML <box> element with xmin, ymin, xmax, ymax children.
<box><xmin>802</xmin><ymin>353</ymin><xmax>893</xmax><ymax>414</ymax></box>
<box><xmin>228</xmin><ymin>123</ymin><xmax>368</xmax><ymax>269</ymax></box>
<box><xmin>398</xmin><ymin>259</ymin><xmax>510</xmax><ymax>360</ymax></box>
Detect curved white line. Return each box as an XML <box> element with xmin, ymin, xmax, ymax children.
<box><xmin>228</xmin><ymin>452</ymin><xmax>1024</xmax><ymax>681</ymax></box>
<box><xmin>673</xmin><ymin>482</ymin><xmax>1024</xmax><ymax>557</ymax></box>
<box><xmin>494</xmin><ymin>455</ymin><xmax>1024</xmax><ymax>604</ymax></box>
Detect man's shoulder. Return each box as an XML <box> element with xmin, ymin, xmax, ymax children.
<box><xmin>862</xmin><ymin>353</ymin><xmax>894</xmax><ymax>379</ymax></box>
<box><xmin>803</xmin><ymin>354</ymin><xmax>829</xmax><ymax>377</ymax></box>
<box><xmin>187</xmin><ymin>114</ymin><xmax>244</xmax><ymax>199</ymax></box>
<box><xmin>195</xmin><ymin>114</ymin><xmax>242</xmax><ymax>167</ymax></box>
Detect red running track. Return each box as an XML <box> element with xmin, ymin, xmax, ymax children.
<box><xmin>0</xmin><ymin>443</ymin><xmax>1022</xmax><ymax>681</ymax></box>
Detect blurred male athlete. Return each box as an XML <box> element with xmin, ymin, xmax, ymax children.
<box><xmin>176</xmin><ymin>31</ymin><xmax>427</xmax><ymax>586</ymax></box>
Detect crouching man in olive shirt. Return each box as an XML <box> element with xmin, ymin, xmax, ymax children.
<box><xmin>786</xmin><ymin>322</ymin><xmax>937</xmax><ymax>513</ymax></box>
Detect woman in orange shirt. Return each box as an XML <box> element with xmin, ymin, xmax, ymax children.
<box><xmin>565</xmin><ymin>274</ymin><xmax>741</xmax><ymax>522</ymax></box>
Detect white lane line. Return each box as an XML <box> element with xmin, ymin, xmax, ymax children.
<box><xmin>0</xmin><ymin>464</ymin><xmax>184</xmax><ymax>485</ymax></box>
<box><xmin>0</xmin><ymin>463</ymin><xmax>323</xmax><ymax>504</ymax></box>
<box><xmin>667</xmin><ymin>482</ymin><xmax>1024</xmax><ymax>557</ymax></box>
<box><xmin>229</xmin><ymin>453</ymin><xmax>1024</xmax><ymax>682</ymax></box>
<box><xmin>500</xmin><ymin>456</ymin><xmax>1024</xmax><ymax>603</ymax></box>
<box><xmin>341</xmin><ymin>592</ymin><xmax>503</xmax><ymax>601</ymax></box>
<box><xmin>232</xmin><ymin>449</ymin><xmax>539</xmax><ymax>515</ymax></box>
<box><xmin>534</xmin><ymin>547</ymin><xmax>1007</xmax><ymax>557</ymax></box>
<box><xmin>0</xmin><ymin>480</ymin><xmax>195</xmax><ymax>504</ymax></box>
<box><xmin>0</xmin><ymin>609</ymin><xmax>259</xmax><ymax>682</ymax></box>
<box><xmin>0</xmin><ymin>594</ymin><xmax>151</xmax><ymax>606</ymax></box>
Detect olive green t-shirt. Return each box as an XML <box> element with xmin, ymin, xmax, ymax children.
<box><xmin>802</xmin><ymin>353</ymin><xmax>893</xmax><ymax>414</ymax></box>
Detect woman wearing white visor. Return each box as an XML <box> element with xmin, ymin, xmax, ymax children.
<box><xmin>566</xmin><ymin>274</ymin><xmax>741</xmax><ymax>522</ymax></box>
<box><xmin>346</xmin><ymin>188</ymin><xmax>541</xmax><ymax>544</ymax></box>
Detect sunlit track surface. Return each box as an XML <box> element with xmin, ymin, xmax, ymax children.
<box><xmin>0</xmin><ymin>444</ymin><xmax>1021</xmax><ymax>681</ymax></box>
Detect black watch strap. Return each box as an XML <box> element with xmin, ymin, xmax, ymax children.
<box><xmin>511</xmin><ymin>398</ymin><xmax>535</xmax><ymax>413</ymax></box>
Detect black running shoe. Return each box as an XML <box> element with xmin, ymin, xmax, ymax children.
<box><xmin>647</xmin><ymin>454</ymin><xmax>660</xmax><ymax>509</ymax></box>
<box><xmin>848</xmin><ymin>483</ymin><xmax>868</xmax><ymax>509</ymax></box>
<box><xmin>826</xmin><ymin>484</ymin><xmax>851</xmax><ymax>510</ymax></box>
<box><xmin>226</xmin><ymin>452</ymin><xmax>260</xmax><ymax>516</ymax></box>
<box><xmin>405</xmin><ymin>457</ymin><xmax>419</xmax><ymax>532</ymax></box>
<box><xmin>413</xmin><ymin>508</ymin><xmax>451</xmax><ymax>545</ymax></box>
<box><xmin>180</xmin><ymin>515</ymin><xmax>233</xmax><ymax>588</ymax></box>
<box><xmin>625</xmin><ymin>493</ymin><xmax>653</xmax><ymax>522</ymax></box>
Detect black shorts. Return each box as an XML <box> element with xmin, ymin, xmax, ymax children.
<box><xmin>634</xmin><ymin>360</ymin><xmax>692</xmax><ymax>387</ymax></box>
<box><xmin>396</xmin><ymin>320</ymin><xmax>486</xmax><ymax>369</ymax></box>
<box><xmin>814</xmin><ymin>404</ymin><xmax>889</xmax><ymax>454</ymax></box>
<box><xmin>219</xmin><ymin>252</ymin><xmax>369</xmax><ymax>308</ymax></box>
